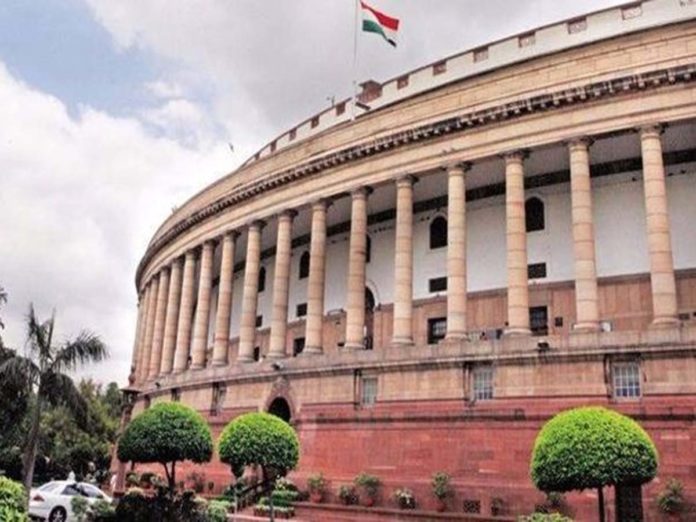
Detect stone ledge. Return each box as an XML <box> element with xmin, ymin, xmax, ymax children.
<box><xmin>294</xmin><ymin>502</ymin><xmax>516</xmax><ymax>522</ymax></box>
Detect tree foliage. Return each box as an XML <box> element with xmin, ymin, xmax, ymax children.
<box><xmin>0</xmin><ymin>305</ymin><xmax>108</xmax><ymax>490</ymax></box>
<box><xmin>118</xmin><ymin>402</ymin><xmax>213</xmax><ymax>491</ymax></box>
<box><xmin>0</xmin><ymin>476</ymin><xmax>28</xmax><ymax>522</ymax></box>
<box><xmin>218</xmin><ymin>412</ymin><xmax>299</xmax><ymax>479</ymax></box>
<box><xmin>531</xmin><ymin>406</ymin><xmax>658</xmax><ymax>493</ymax></box>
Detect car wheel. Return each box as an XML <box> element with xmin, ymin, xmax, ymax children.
<box><xmin>48</xmin><ymin>507</ymin><xmax>67</xmax><ymax>522</ymax></box>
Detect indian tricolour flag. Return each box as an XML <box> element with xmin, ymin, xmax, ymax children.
<box><xmin>360</xmin><ymin>1</ymin><xmax>400</xmax><ymax>47</ymax></box>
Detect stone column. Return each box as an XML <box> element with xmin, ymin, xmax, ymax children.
<box><xmin>269</xmin><ymin>210</ymin><xmax>297</xmax><ymax>358</ymax></box>
<box><xmin>173</xmin><ymin>250</ymin><xmax>197</xmax><ymax>373</ymax></box>
<box><xmin>569</xmin><ymin>138</ymin><xmax>600</xmax><ymax>332</ymax></box>
<box><xmin>212</xmin><ymin>231</ymin><xmax>237</xmax><ymax>366</ymax></box>
<box><xmin>136</xmin><ymin>285</ymin><xmax>153</xmax><ymax>382</ymax></box>
<box><xmin>446</xmin><ymin>163</ymin><xmax>469</xmax><ymax>340</ymax></box>
<box><xmin>504</xmin><ymin>151</ymin><xmax>531</xmax><ymax>336</ymax></box>
<box><xmin>345</xmin><ymin>187</ymin><xmax>370</xmax><ymax>350</ymax></box>
<box><xmin>148</xmin><ymin>267</ymin><xmax>170</xmax><ymax>379</ymax></box>
<box><xmin>640</xmin><ymin>125</ymin><xmax>679</xmax><ymax>327</ymax></box>
<box><xmin>160</xmin><ymin>257</ymin><xmax>183</xmax><ymax>375</ymax></box>
<box><xmin>238</xmin><ymin>221</ymin><xmax>264</xmax><ymax>362</ymax></box>
<box><xmin>129</xmin><ymin>294</ymin><xmax>145</xmax><ymax>382</ymax></box>
<box><xmin>304</xmin><ymin>199</ymin><xmax>329</xmax><ymax>354</ymax></box>
<box><xmin>392</xmin><ymin>175</ymin><xmax>415</xmax><ymax>346</ymax></box>
<box><xmin>191</xmin><ymin>240</ymin><xmax>215</xmax><ymax>369</ymax></box>
<box><xmin>139</xmin><ymin>275</ymin><xmax>159</xmax><ymax>380</ymax></box>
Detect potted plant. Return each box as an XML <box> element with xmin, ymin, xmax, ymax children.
<box><xmin>355</xmin><ymin>472</ymin><xmax>380</xmax><ymax>507</ymax></box>
<box><xmin>393</xmin><ymin>487</ymin><xmax>416</xmax><ymax>509</ymax></box>
<box><xmin>431</xmin><ymin>472</ymin><xmax>452</xmax><ymax>512</ymax></box>
<box><xmin>338</xmin><ymin>484</ymin><xmax>357</xmax><ymax>506</ymax></box>
<box><xmin>491</xmin><ymin>497</ymin><xmax>505</xmax><ymax>516</ymax></box>
<box><xmin>307</xmin><ymin>473</ymin><xmax>327</xmax><ymax>503</ymax></box>
<box><xmin>658</xmin><ymin>479</ymin><xmax>685</xmax><ymax>519</ymax></box>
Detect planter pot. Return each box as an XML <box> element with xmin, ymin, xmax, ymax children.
<box><xmin>362</xmin><ymin>496</ymin><xmax>375</xmax><ymax>507</ymax></box>
<box><xmin>435</xmin><ymin>499</ymin><xmax>447</xmax><ymax>512</ymax></box>
<box><xmin>310</xmin><ymin>491</ymin><xmax>322</xmax><ymax>503</ymax></box>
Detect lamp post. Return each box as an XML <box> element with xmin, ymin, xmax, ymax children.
<box><xmin>112</xmin><ymin>383</ymin><xmax>139</xmax><ymax>497</ymax></box>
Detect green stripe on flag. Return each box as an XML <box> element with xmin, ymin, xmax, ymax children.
<box><xmin>362</xmin><ymin>20</ymin><xmax>396</xmax><ymax>47</ymax></box>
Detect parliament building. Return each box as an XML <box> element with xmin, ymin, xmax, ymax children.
<box><xmin>120</xmin><ymin>1</ymin><xmax>696</xmax><ymax>518</ymax></box>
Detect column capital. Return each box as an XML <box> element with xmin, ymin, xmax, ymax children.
<box><xmin>218</xmin><ymin>229</ymin><xmax>240</xmax><ymax>242</ymax></box>
<box><xmin>158</xmin><ymin>265</ymin><xmax>170</xmax><ymax>277</ymax></box>
<box><xmin>184</xmin><ymin>248</ymin><xmax>198</xmax><ymax>261</ymax></box>
<box><xmin>501</xmin><ymin>150</ymin><xmax>529</xmax><ymax>163</ymax></box>
<box><xmin>566</xmin><ymin>136</ymin><xmax>594</xmax><ymax>150</ymax></box>
<box><xmin>247</xmin><ymin>219</ymin><xmax>267</xmax><ymax>231</ymax></box>
<box><xmin>444</xmin><ymin>162</ymin><xmax>472</xmax><ymax>175</ymax></box>
<box><xmin>277</xmin><ymin>209</ymin><xmax>298</xmax><ymax>221</ymax></box>
<box><xmin>311</xmin><ymin>197</ymin><xmax>332</xmax><ymax>211</ymax></box>
<box><xmin>639</xmin><ymin>123</ymin><xmax>666</xmax><ymax>138</ymax></box>
<box><xmin>395</xmin><ymin>174</ymin><xmax>418</xmax><ymax>187</ymax></box>
<box><xmin>351</xmin><ymin>186</ymin><xmax>373</xmax><ymax>198</ymax></box>
<box><xmin>202</xmin><ymin>238</ymin><xmax>217</xmax><ymax>249</ymax></box>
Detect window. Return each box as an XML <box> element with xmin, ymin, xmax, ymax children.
<box><xmin>211</xmin><ymin>382</ymin><xmax>226</xmax><ymax>416</ymax></box>
<box><xmin>289</xmin><ymin>128</ymin><xmax>296</xmax><ymax>141</ymax></box>
<box><xmin>528</xmin><ymin>263</ymin><xmax>547</xmax><ymax>280</ymax></box>
<box><xmin>311</xmin><ymin>116</ymin><xmax>319</xmax><ymax>128</ymax></box>
<box><xmin>429</xmin><ymin>277</ymin><xmax>447</xmax><ymax>293</ymax></box>
<box><xmin>255</xmin><ymin>315</ymin><xmax>263</xmax><ymax>328</ymax></box>
<box><xmin>433</xmin><ymin>60</ymin><xmax>447</xmax><ymax>75</ymax></box>
<box><xmin>429</xmin><ymin>216</ymin><xmax>448</xmax><ymax>249</ymax></box>
<box><xmin>360</xmin><ymin>377</ymin><xmax>378</xmax><ymax>407</ymax></box>
<box><xmin>253</xmin><ymin>346</ymin><xmax>261</xmax><ymax>362</ymax></box>
<box><xmin>613</xmin><ymin>362</ymin><xmax>641</xmax><ymax>399</ymax></box>
<box><xmin>525</xmin><ymin>197</ymin><xmax>545</xmax><ymax>232</ymax></box>
<box><xmin>296</xmin><ymin>302</ymin><xmax>307</xmax><ymax>318</ymax></box>
<box><xmin>519</xmin><ymin>32</ymin><xmax>535</xmax><ymax>48</ymax></box>
<box><xmin>258</xmin><ymin>266</ymin><xmax>266</xmax><ymax>292</ymax></box>
<box><xmin>171</xmin><ymin>388</ymin><xmax>181</xmax><ymax>402</ymax></box>
<box><xmin>366</xmin><ymin>235</ymin><xmax>372</xmax><ymax>263</ymax></box>
<box><xmin>269</xmin><ymin>141</ymin><xmax>276</xmax><ymax>153</ymax></box>
<box><xmin>473</xmin><ymin>47</ymin><xmax>489</xmax><ymax>63</ymax></box>
<box><xmin>472</xmin><ymin>366</ymin><xmax>494</xmax><ymax>401</ymax></box>
<box><xmin>529</xmin><ymin>306</ymin><xmax>549</xmax><ymax>336</ymax></box>
<box><xmin>293</xmin><ymin>337</ymin><xmax>305</xmax><ymax>357</ymax></box>
<box><xmin>80</xmin><ymin>484</ymin><xmax>105</xmax><ymax>499</ymax></box>
<box><xmin>335</xmin><ymin>101</ymin><xmax>346</xmax><ymax>116</ymax></box>
<box><xmin>397</xmin><ymin>75</ymin><xmax>409</xmax><ymax>89</ymax></box>
<box><xmin>427</xmin><ymin>317</ymin><xmax>447</xmax><ymax>344</ymax></box>
<box><xmin>299</xmin><ymin>251</ymin><xmax>310</xmax><ymax>279</ymax></box>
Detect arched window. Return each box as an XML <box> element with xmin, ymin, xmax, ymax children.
<box><xmin>430</xmin><ymin>216</ymin><xmax>448</xmax><ymax>249</ymax></box>
<box><xmin>299</xmin><ymin>251</ymin><xmax>310</xmax><ymax>280</ymax></box>
<box><xmin>258</xmin><ymin>266</ymin><xmax>266</xmax><ymax>292</ymax></box>
<box><xmin>525</xmin><ymin>197</ymin><xmax>545</xmax><ymax>232</ymax></box>
<box><xmin>366</xmin><ymin>235</ymin><xmax>372</xmax><ymax>263</ymax></box>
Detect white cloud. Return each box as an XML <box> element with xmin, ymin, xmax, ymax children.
<box><xmin>145</xmin><ymin>79</ymin><xmax>184</xmax><ymax>99</ymax></box>
<box><xmin>0</xmin><ymin>62</ymin><xmax>230</xmax><ymax>383</ymax></box>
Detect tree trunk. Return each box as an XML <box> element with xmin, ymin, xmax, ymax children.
<box><xmin>598</xmin><ymin>486</ymin><xmax>606</xmax><ymax>522</ymax></box>
<box><xmin>22</xmin><ymin>396</ymin><xmax>44</xmax><ymax>494</ymax></box>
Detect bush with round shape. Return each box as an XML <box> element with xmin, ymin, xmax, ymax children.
<box><xmin>218</xmin><ymin>412</ymin><xmax>299</xmax><ymax>481</ymax></box>
<box><xmin>530</xmin><ymin>406</ymin><xmax>658</xmax><ymax>522</ymax></box>
<box><xmin>518</xmin><ymin>514</ymin><xmax>574</xmax><ymax>522</ymax></box>
<box><xmin>117</xmin><ymin>402</ymin><xmax>213</xmax><ymax>492</ymax></box>
<box><xmin>0</xmin><ymin>476</ymin><xmax>27</xmax><ymax>522</ymax></box>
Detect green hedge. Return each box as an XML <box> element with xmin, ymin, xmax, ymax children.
<box><xmin>218</xmin><ymin>412</ymin><xmax>299</xmax><ymax>478</ymax></box>
<box><xmin>117</xmin><ymin>402</ymin><xmax>213</xmax><ymax>466</ymax></box>
<box><xmin>531</xmin><ymin>406</ymin><xmax>658</xmax><ymax>492</ymax></box>
<box><xmin>0</xmin><ymin>476</ymin><xmax>28</xmax><ymax>522</ymax></box>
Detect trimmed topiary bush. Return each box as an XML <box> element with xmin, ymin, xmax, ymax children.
<box><xmin>117</xmin><ymin>402</ymin><xmax>213</xmax><ymax>492</ymax></box>
<box><xmin>218</xmin><ymin>412</ymin><xmax>299</xmax><ymax>480</ymax></box>
<box><xmin>0</xmin><ymin>476</ymin><xmax>28</xmax><ymax>522</ymax></box>
<box><xmin>531</xmin><ymin>406</ymin><xmax>658</xmax><ymax>522</ymax></box>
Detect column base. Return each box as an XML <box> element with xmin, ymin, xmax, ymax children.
<box><xmin>237</xmin><ymin>356</ymin><xmax>254</xmax><ymax>363</ymax></box>
<box><xmin>343</xmin><ymin>342</ymin><xmax>364</xmax><ymax>351</ymax></box>
<box><xmin>303</xmin><ymin>346</ymin><xmax>323</xmax><ymax>355</ymax></box>
<box><xmin>650</xmin><ymin>316</ymin><xmax>680</xmax><ymax>328</ymax></box>
<box><xmin>391</xmin><ymin>337</ymin><xmax>414</xmax><ymax>348</ymax></box>
<box><xmin>189</xmin><ymin>363</ymin><xmax>205</xmax><ymax>371</ymax></box>
<box><xmin>504</xmin><ymin>327</ymin><xmax>532</xmax><ymax>337</ymax></box>
<box><xmin>266</xmin><ymin>352</ymin><xmax>287</xmax><ymax>360</ymax></box>
<box><xmin>445</xmin><ymin>332</ymin><xmax>467</xmax><ymax>342</ymax></box>
<box><xmin>572</xmin><ymin>322</ymin><xmax>600</xmax><ymax>333</ymax></box>
<box><xmin>211</xmin><ymin>359</ymin><xmax>228</xmax><ymax>367</ymax></box>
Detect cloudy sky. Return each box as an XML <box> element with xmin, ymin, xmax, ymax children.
<box><xmin>0</xmin><ymin>0</ymin><xmax>628</xmax><ymax>384</ymax></box>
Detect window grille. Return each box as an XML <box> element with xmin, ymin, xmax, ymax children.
<box><xmin>429</xmin><ymin>277</ymin><xmax>447</xmax><ymax>293</ymax></box>
<box><xmin>613</xmin><ymin>362</ymin><xmax>641</xmax><ymax>399</ymax></box>
<box><xmin>361</xmin><ymin>377</ymin><xmax>378</xmax><ymax>407</ymax></box>
<box><xmin>473</xmin><ymin>366</ymin><xmax>494</xmax><ymax>401</ymax></box>
<box><xmin>529</xmin><ymin>306</ymin><xmax>549</xmax><ymax>336</ymax></box>
<box><xmin>428</xmin><ymin>317</ymin><xmax>447</xmax><ymax>344</ymax></box>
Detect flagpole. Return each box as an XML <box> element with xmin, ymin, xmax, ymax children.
<box><xmin>351</xmin><ymin>0</ymin><xmax>360</xmax><ymax>120</ymax></box>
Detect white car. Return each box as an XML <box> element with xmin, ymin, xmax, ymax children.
<box><xmin>29</xmin><ymin>481</ymin><xmax>112</xmax><ymax>522</ymax></box>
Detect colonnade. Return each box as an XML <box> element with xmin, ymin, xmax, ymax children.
<box><xmin>130</xmin><ymin>126</ymin><xmax>679</xmax><ymax>383</ymax></box>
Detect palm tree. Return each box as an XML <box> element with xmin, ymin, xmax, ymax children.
<box><xmin>0</xmin><ymin>305</ymin><xmax>108</xmax><ymax>491</ymax></box>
